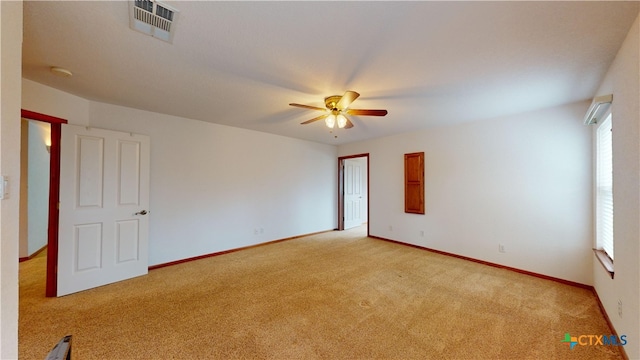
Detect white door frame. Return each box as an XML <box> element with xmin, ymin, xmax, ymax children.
<box><xmin>343</xmin><ymin>158</ymin><xmax>364</xmax><ymax>229</ymax></box>
<box><xmin>337</xmin><ymin>153</ymin><xmax>369</xmax><ymax>235</ymax></box>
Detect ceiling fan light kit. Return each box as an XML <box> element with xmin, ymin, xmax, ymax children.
<box><xmin>325</xmin><ymin>113</ymin><xmax>348</xmax><ymax>129</ymax></box>
<box><xmin>325</xmin><ymin>114</ymin><xmax>336</xmax><ymax>128</ymax></box>
<box><xmin>290</xmin><ymin>90</ymin><xmax>388</xmax><ymax>130</ymax></box>
<box><xmin>336</xmin><ymin>114</ymin><xmax>347</xmax><ymax>128</ymax></box>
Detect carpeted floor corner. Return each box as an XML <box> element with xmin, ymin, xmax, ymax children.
<box><xmin>19</xmin><ymin>226</ymin><xmax>623</xmax><ymax>359</ymax></box>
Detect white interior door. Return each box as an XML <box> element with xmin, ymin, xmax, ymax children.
<box><xmin>58</xmin><ymin>125</ymin><xmax>150</xmax><ymax>296</ymax></box>
<box><xmin>343</xmin><ymin>159</ymin><xmax>363</xmax><ymax>229</ymax></box>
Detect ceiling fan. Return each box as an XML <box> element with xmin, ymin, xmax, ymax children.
<box><xmin>289</xmin><ymin>91</ymin><xmax>387</xmax><ymax>129</ymax></box>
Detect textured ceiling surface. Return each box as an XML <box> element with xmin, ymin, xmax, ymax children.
<box><xmin>22</xmin><ymin>1</ymin><xmax>639</xmax><ymax>145</ymax></box>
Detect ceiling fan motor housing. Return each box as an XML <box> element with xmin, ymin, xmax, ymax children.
<box><xmin>325</xmin><ymin>95</ymin><xmax>343</xmax><ymax>110</ymax></box>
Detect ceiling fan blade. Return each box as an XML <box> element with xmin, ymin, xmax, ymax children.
<box><xmin>336</xmin><ymin>91</ymin><xmax>360</xmax><ymax>110</ymax></box>
<box><xmin>301</xmin><ymin>114</ymin><xmax>328</xmax><ymax>125</ymax></box>
<box><xmin>344</xmin><ymin>116</ymin><xmax>354</xmax><ymax>129</ymax></box>
<box><xmin>289</xmin><ymin>103</ymin><xmax>327</xmax><ymax>112</ymax></box>
<box><xmin>346</xmin><ymin>109</ymin><xmax>388</xmax><ymax>116</ymax></box>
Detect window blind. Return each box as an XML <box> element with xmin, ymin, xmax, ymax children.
<box><xmin>596</xmin><ymin>114</ymin><xmax>613</xmax><ymax>259</ymax></box>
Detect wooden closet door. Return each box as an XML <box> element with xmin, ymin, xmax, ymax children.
<box><xmin>404</xmin><ymin>152</ymin><xmax>424</xmax><ymax>214</ymax></box>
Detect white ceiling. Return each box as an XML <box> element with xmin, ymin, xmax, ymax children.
<box><xmin>22</xmin><ymin>1</ymin><xmax>639</xmax><ymax>145</ymax></box>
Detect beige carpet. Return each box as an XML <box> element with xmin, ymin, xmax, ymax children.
<box><xmin>19</xmin><ymin>226</ymin><xmax>622</xmax><ymax>359</ymax></box>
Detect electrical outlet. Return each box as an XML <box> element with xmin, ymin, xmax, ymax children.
<box><xmin>420</xmin><ymin>230</ymin><xmax>424</xmax><ymax>237</ymax></box>
<box><xmin>618</xmin><ymin>299</ymin><xmax>623</xmax><ymax>318</ymax></box>
<box><xmin>260</xmin><ymin>228</ymin><xmax>264</xmax><ymax>234</ymax></box>
<box><xmin>254</xmin><ymin>228</ymin><xmax>259</xmax><ymax>235</ymax></box>
<box><xmin>388</xmin><ymin>225</ymin><xmax>393</xmax><ymax>231</ymax></box>
<box><xmin>498</xmin><ymin>244</ymin><xmax>506</xmax><ymax>253</ymax></box>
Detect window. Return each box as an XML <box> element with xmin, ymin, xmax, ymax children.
<box><xmin>596</xmin><ymin>112</ymin><xmax>613</xmax><ymax>261</ymax></box>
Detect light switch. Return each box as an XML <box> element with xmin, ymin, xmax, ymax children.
<box><xmin>0</xmin><ymin>176</ymin><xmax>8</xmax><ymax>200</ymax></box>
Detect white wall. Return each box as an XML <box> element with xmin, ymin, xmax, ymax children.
<box><xmin>21</xmin><ymin>78</ymin><xmax>90</xmax><ymax>126</ymax></box>
<box><xmin>592</xmin><ymin>13</ymin><xmax>640</xmax><ymax>360</ymax></box>
<box><xmin>0</xmin><ymin>1</ymin><xmax>22</xmax><ymax>358</ymax></box>
<box><xmin>339</xmin><ymin>102</ymin><xmax>593</xmax><ymax>285</ymax></box>
<box><xmin>19</xmin><ymin>120</ymin><xmax>28</xmax><ymax>259</ymax></box>
<box><xmin>22</xmin><ymin>80</ymin><xmax>338</xmax><ymax>266</ymax></box>
<box><xmin>89</xmin><ymin>102</ymin><xmax>338</xmax><ymax>265</ymax></box>
<box><xmin>27</xmin><ymin>121</ymin><xmax>50</xmax><ymax>256</ymax></box>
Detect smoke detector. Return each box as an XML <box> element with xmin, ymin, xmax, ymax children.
<box><xmin>50</xmin><ymin>67</ymin><xmax>73</xmax><ymax>78</ymax></box>
<box><xmin>129</xmin><ymin>0</ymin><xmax>179</xmax><ymax>43</ymax></box>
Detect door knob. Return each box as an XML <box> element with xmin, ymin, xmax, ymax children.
<box><xmin>135</xmin><ymin>210</ymin><xmax>148</xmax><ymax>216</ymax></box>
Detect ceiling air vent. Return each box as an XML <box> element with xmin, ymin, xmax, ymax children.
<box><xmin>129</xmin><ymin>0</ymin><xmax>179</xmax><ymax>43</ymax></box>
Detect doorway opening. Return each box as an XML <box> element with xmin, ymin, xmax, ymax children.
<box><xmin>19</xmin><ymin>120</ymin><xmax>50</xmax><ymax>262</ymax></box>
<box><xmin>337</xmin><ymin>153</ymin><xmax>369</xmax><ymax>236</ymax></box>
<box><xmin>19</xmin><ymin>109</ymin><xmax>67</xmax><ymax>297</ymax></box>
